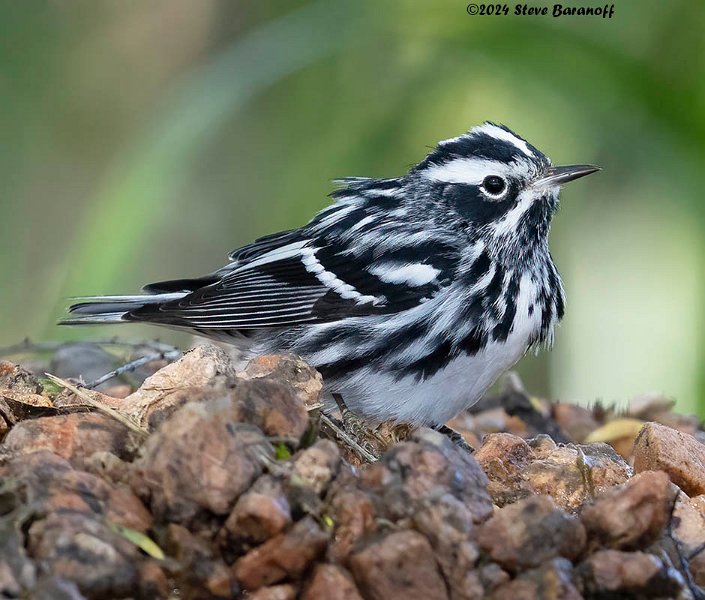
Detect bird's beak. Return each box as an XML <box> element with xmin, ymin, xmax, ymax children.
<box><xmin>535</xmin><ymin>164</ymin><xmax>601</xmax><ymax>187</ymax></box>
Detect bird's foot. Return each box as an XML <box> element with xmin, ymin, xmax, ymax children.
<box><xmin>322</xmin><ymin>393</ymin><xmax>383</xmax><ymax>462</ymax></box>
<box><xmin>434</xmin><ymin>424</ymin><xmax>475</xmax><ymax>454</ymax></box>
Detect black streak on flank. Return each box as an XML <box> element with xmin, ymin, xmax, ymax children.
<box><xmin>540</xmin><ymin>296</ymin><xmax>553</xmax><ymax>341</ymax></box>
<box><xmin>318</xmin><ymin>319</ymin><xmax>429</xmax><ymax>380</ymax></box>
<box><xmin>396</xmin><ymin>339</ymin><xmax>453</xmax><ymax>383</ymax></box>
<box><xmin>465</xmin><ymin>250</ymin><xmax>492</xmax><ymax>284</ymax></box>
<box><xmin>458</xmin><ymin>326</ymin><xmax>486</xmax><ymax>356</ymax></box>
<box><xmin>492</xmin><ymin>272</ymin><xmax>521</xmax><ymax>342</ymax></box>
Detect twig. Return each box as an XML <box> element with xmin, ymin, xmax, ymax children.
<box><xmin>0</xmin><ymin>338</ymin><xmax>65</xmax><ymax>356</ymax></box>
<box><xmin>85</xmin><ymin>349</ymin><xmax>181</xmax><ymax>389</ymax></box>
<box><xmin>0</xmin><ymin>337</ymin><xmax>178</xmax><ymax>358</ymax></box>
<box><xmin>44</xmin><ymin>373</ymin><xmax>149</xmax><ymax>439</ymax></box>
<box><xmin>320</xmin><ymin>413</ymin><xmax>378</xmax><ymax>463</ymax></box>
<box><xmin>689</xmin><ymin>541</ymin><xmax>705</xmax><ymax>561</ymax></box>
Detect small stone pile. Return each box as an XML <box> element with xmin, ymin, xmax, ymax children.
<box><xmin>0</xmin><ymin>344</ymin><xmax>704</xmax><ymax>599</ymax></box>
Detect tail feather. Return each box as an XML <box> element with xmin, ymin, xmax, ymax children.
<box><xmin>60</xmin><ymin>292</ymin><xmax>186</xmax><ymax>325</ymax></box>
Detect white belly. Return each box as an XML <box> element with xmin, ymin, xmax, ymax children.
<box><xmin>331</xmin><ymin>273</ymin><xmax>545</xmax><ymax>425</ymax></box>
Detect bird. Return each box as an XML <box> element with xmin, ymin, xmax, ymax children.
<box><xmin>62</xmin><ymin>122</ymin><xmax>599</xmax><ymax>427</ymax></box>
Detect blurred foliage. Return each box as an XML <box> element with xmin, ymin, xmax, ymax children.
<box><xmin>0</xmin><ymin>0</ymin><xmax>703</xmax><ymax>411</ymax></box>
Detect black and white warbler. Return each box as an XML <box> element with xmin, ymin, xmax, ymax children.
<box><xmin>63</xmin><ymin>123</ymin><xmax>599</xmax><ymax>425</ymax></box>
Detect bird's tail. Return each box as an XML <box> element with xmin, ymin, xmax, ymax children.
<box><xmin>60</xmin><ymin>293</ymin><xmax>186</xmax><ymax>325</ymax></box>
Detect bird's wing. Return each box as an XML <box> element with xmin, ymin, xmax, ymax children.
<box><xmin>129</xmin><ymin>223</ymin><xmax>459</xmax><ymax>330</ymax></box>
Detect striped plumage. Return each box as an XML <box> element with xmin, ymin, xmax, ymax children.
<box><xmin>63</xmin><ymin>122</ymin><xmax>599</xmax><ymax>425</ymax></box>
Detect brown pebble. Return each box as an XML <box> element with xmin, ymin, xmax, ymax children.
<box><xmin>359</xmin><ymin>428</ymin><xmax>493</xmax><ymax>524</ymax></box>
<box><xmin>577</xmin><ymin>549</ymin><xmax>684</xmax><ymax>597</ymax></box>
<box><xmin>27</xmin><ymin>512</ymin><xmax>140</xmax><ymax>598</ymax></box>
<box><xmin>223</xmin><ymin>475</ymin><xmax>292</xmax><ymax>546</ymax></box>
<box><xmin>349</xmin><ymin>530</ymin><xmax>449</xmax><ymax>600</ymax></box>
<box><xmin>581</xmin><ymin>470</ymin><xmax>675</xmax><ymax>550</ymax></box>
<box><xmin>0</xmin><ymin>361</ymin><xmax>43</xmax><ymax>395</ymax></box>
<box><xmin>137</xmin><ymin>561</ymin><xmax>169</xmax><ymax>599</ymax></box>
<box><xmin>412</xmin><ymin>494</ymin><xmax>481</xmax><ymax>598</ymax></box>
<box><xmin>670</xmin><ymin>493</ymin><xmax>705</xmax><ymax>586</ymax></box>
<box><xmin>328</xmin><ymin>486</ymin><xmax>377</xmax><ymax>562</ymax></box>
<box><xmin>233</xmin><ymin>516</ymin><xmax>328</xmax><ymax>590</ymax></box>
<box><xmin>131</xmin><ymin>400</ymin><xmax>272</xmax><ymax>523</ymax></box>
<box><xmin>478</xmin><ymin>495</ymin><xmax>586</xmax><ymax>573</ymax></box>
<box><xmin>476</xmin><ymin>433</ymin><xmax>632</xmax><ymax>512</ymax></box>
<box><xmin>553</xmin><ymin>402</ymin><xmax>599</xmax><ymax>443</ymax></box>
<box><xmin>489</xmin><ymin>558</ymin><xmax>581</xmax><ymax>600</ymax></box>
<box><xmin>302</xmin><ymin>564</ymin><xmax>364</xmax><ymax>600</ymax></box>
<box><xmin>3</xmin><ymin>412</ymin><xmax>138</xmax><ymax>469</ymax></box>
<box><xmin>242</xmin><ymin>353</ymin><xmax>323</xmax><ymax>410</ymax></box>
<box><xmin>248</xmin><ymin>584</ymin><xmax>298</xmax><ymax>600</ymax></box>
<box><xmin>633</xmin><ymin>422</ymin><xmax>705</xmax><ymax>496</ymax></box>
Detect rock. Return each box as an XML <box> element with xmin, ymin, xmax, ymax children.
<box><xmin>302</xmin><ymin>564</ymin><xmax>363</xmax><ymax>600</ymax></box>
<box><xmin>475</xmin><ymin>433</ymin><xmax>534</xmax><ymax>506</ymax></box>
<box><xmin>527</xmin><ymin>438</ymin><xmax>632</xmax><ymax>512</ymax></box>
<box><xmin>233</xmin><ymin>516</ymin><xmax>329</xmax><ymax>590</ymax></box>
<box><xmin>0</xmin><ymin>361</ymin><xmax>56</xmax><ymax>429</ymax></box>
<box><xmin>166</xmin><ymin>524</ymin><xmax>238</xmax><ymax>598</ymax></box>
<box><xmin>412</xmin><ymin>494</ymin><xmax>482</xmax><ymax>599</ymax></box>
<box><xmin>137</xmin><ymin>561</ymin><xmax>169</xmax><ymax>599</ymax></box>
<box><xmin>633</xmin><ymin>422</ymin><xmax>705</xmax><ymax>496</ymax></box>
<box><xmin>328</xmin><ymin>485</ymin><xmax>377</xmax><ymax>562</ymax></box>
<box><xmin>226</xmin><ymin>378</ymin><xmax>309</xmax><ymax>441</ymax></box>
<box><xmin>0</xmin><ymin>361</ymin><xmax>43</xmax><ymax>395</ymax></box>
<box><xmin>26</xmin><ymin>512</ymin><xmax>140</xmax><ymax>599</ymax></box>
<box><xmin>2</xmin><ymin>413</ymin><xmax>139</xmax><ymax>469</ymax></box>
<box><xmin>291</xmin><ymin>439</ymin><xmax>341</xmax><ymax>496</ymax></box>
<box><xmin>477</xmin><ymin>495</ymin><xmax>586</xmax><ymax>573</ymax></box>
<box><xmin>627</xmin><ymin>392</ymin><xmax>675</xmax><ymax>419</ymax></box>
<box><xmin>222</xmin><ymin>475</ymin><xmax>292</xmax><ymax>548</ymax></box>
<box><xmin>126</xmin><ymin>352</ymin><xmax>311</xmax><ymax>439</ymax></box>
<box><xmin>478</xmin><ymin>563</ymin><xmax>510</xmax><ymax>594</ymax></box>
<box><xmin>359</xmin><ymin>428</ymin><xmax>493</xmax><ymax>524</ymax></box>
<box><xmin>241</xmin><ymin>354</ymin><xmax>323</xmax><ymax>410</ymax></box>
<box><xmin>81</xmin><ymin>451</ymin><xmax>131</xmax><ymax>485</ymax></box>
<box><xmin>0</xmin><ymin>562</ymin><xmax>22</xmax><ymax>599</ymax></box>
<box><xmin>119</xmin><ymin>344</ymin><xmax>238</xmax><ymax>427</ymax></box>
<box><xmin>101</xmin><ymin>383</ymin><xmax>132</xmax><ymax>399</ymax></box>
<box><xmin>349</xmin><ymin>530</ymin><xmax>448</xmax><ymax>600</ymax></box>
<box><xmin>577</xmin><ymin>549</ymin><xmax>684</xmax><ymax>597</ymax></box>
<box><xmin>670</xmin><ymin>492</ymin><xmax>705</xmax><ymax>586</ymax></box>
<box><xmin>653</xmin><ymin>411</ymin><xmax>702</xmax><ymax>437</ymax></box>
<box><xmin>580</xmin><ymin>470</ymin><xmax>675</xmax><ymax>550</ymax></box>
<box><xmin>0</xmin><ymin>451</ymin><xmax>151</xmax><ymax>533</ymax></box>
<box><xmin>0</xmin><ymin>388</ymin><xmax>55</xmax><ymax>427</ymax></box>
<box><xmin>131</xmin><ymin>398</ymin><xmax>273</xmax><ymax>523</ymax></box>
<box><xmin>32</xmin><ymin>575</ymin><xmax>86</xmax><ymax>600</ymax></box>
<box><xmin>104</xmin><ymin>485</ymin><xmax>153</xmax><ymax>533</ymax></box>
<box><xmin>552</xmin><ymin>402</ymin><xmax>598</xmax><ymax>443</ymax></box>
<box><xmin>0</xmin><ymin>512</ymin><xmax>37</xmax><ymax>598</ymax></box>
<box><xmin>475</xmin><ymin>433</ymin><xmax>632</xmax><ymax>512</ymax></box>
<box><xmin>248</xmin><ymin>584</ymin><xmax>298</xmax><ymax>600</ymax></box>
<box><xmin>489</xmin><ymin>558</ymin><xmax>581</xmax><ymax>600</ymax></box>
<box><xmin>288</xmin><ymin>439</ymin><xmax>341</xmax><ymax>517</ymax></box>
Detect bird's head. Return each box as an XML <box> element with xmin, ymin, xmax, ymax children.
<box><xmin>411</xmin><ymin>122</ymin><xmax>599</xmax><ymax>260</ymax></box>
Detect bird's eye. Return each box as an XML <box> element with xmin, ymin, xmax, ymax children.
<box><xmin>481</xmin><ymin>175</ymin><xmax>507</xmax><ymax>197</ymax></box>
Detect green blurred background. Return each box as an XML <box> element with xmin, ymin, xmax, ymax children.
<box><xmin>1</xmin><ymin>0</ymin><xmax>703</xmax><ymax>412</ymax></box>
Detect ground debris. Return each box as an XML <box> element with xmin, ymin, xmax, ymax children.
<box><xmin>0</xmin><ymin>342</ymin><xmax>703</xmax><ymax>597</ymax></box>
